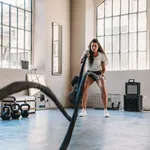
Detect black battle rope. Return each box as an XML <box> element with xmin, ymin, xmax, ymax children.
<box><xmin>59</xmin><ymin>54</ymin><xmax>88</xmax><ymax>150</ymax></box>
<box><xmin>0</xmin><ymin>81</ymin><xmax>71</xmax><ymax>122</ymax></box>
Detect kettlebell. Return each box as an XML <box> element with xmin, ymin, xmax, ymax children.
<box><xmin>11</xmin><ymin>103</ymin><xmax>21</xmax><ymax>119</ymax></box>
<box><xmin>1</xmin><ymin>105</ymin><xmax>11</xmax><ymax>120</ymax></box>
<box><xmin>20</xmin><ymin>103</ymin><xmax>30</xmax><ymax>117</ymax></box>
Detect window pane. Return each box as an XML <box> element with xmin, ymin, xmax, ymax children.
<box><xmin>129</xmin><ymin>33</ymin><xmax>137</xmax><ymax>51</ymax></box>
<box><xmin>129</xmin><ymin>14</ymin><xmax>137</xmax><ymax>33</ymax></box>
<box><xmin>53</xmin><ymin>42</ymin><xmax>58</xmax><ymax>56</ymax></box>
<box><xmin>25</xmin><ymin>50</ymin><xmax>31</xmax><ymax>64</ymax></box>
<box><xmin>121</xmin><ymin>52</ymin><xmax>128</xmax><ymax>70</ymax></box>
<box><xmin>113</xmin><ymin>53</ymin><xmax>119</xmax><ymax>70</ymax></box>
<box><xmin>121</xmin><ymin>15</ymin><xmax>128</xmax><ymax>33</ymax></box>
<box><xmin>0</xmin><ymin>3</ymin><xmax>1</xmax><ymax>24</ymax></box>
<box><xmin>25</xmin><ymin>31</ymin><xmax>31</xmax><ymax>50</ymax></box>
<box><xmin>138</xmin><ymin>32</ymin><xmax>146</xmax><ymax>51</ymax></box>
<box><xmin>97</xmin><ymin>2</ymin><xmax>104</xmax><ymax>18</ymax></box>
<box><xmin>26</xmin><ymin>11</ymin><xmax>31</xmax><ymax>31</ymax></box>
<box><xmin>18</xmin><ymin>9</ymin><xmax>24</xmax><ymax>29</ymax></box>
<box><xmin>53</xmin><ymin>56</ymin><xmax>59</xmax><ymax>73</ymax></box>
<box><xmin>3</xmin><ymin>4</ymin><xmax>9</xmax><ymax>25</ymax></box>
<box><xmin>0</xmin><ymin>25</ymin><xmax>1</xmax><ymax>45</ymax></box>
<box><xmin>130</xmin><ymin>0</ymin><xmax>137</xmax><ymax>13</ymax></box>
<box><xmin>138</xmin><ymin>12</ymin><xmax>146</xmax><ymax>31</ymax></box>
<box><xmin>11</xmin><ymin>7</ymin><xmax>17</xmax><ymax>27</ymax></box>
<box><xmin>121</xmin><ymin>0</ymin><xmax>128</xmax><ymax>14</ymax></box>
<box><xmin>18</xmin><ymin>30</ymin><xmax>24</xmax><ymax>49</ymax></box>
<box><xmin>1</xmin><ymin>0</ymin><xmax>24</xmax><ymax>8</ymax></box>
<box><xmin>2</xmin><ymin>46</ymin><xmax>9</xmax><ymax>68</ymax></box>
<box><xmin>113</xmin><ymin>17</ymin><xmax>119</xmax><ymax>34</ymax></box>
<box><xmin>121</xmin><ymin>34</ymin><xmax>128</xmax><ymax>52</ymax></box>
<box><xmin>105</xmin><ymin>18</ymin><xmax>112</xmax><ymax>35</ymax></box>
<box><xmin>18</xmin><ymin>49</ymin><xmax>24</xmax><ymax>68</ymax></box>
<box><xmin>106</xmin><ymin>53</ymin><xmax>112</xmax><ymax>70</ymax></box>
<box><xmin>10</xmin><ymin>48</ymin><xmax>17</xmax><ymax>68</ymax></box>
<box><xmin>113</xmin><ymin>35</ymin><xmax>119</xmax><ymax>52</ymax></box>
<box><xmin>97</xmin><ymin>37</ymin><xmax>104</xmax><ymax>49</ymax></box>
<box><xmin>97</xmin><ymin>19</ymin><xmax>104</xmax><ymax>36</ymax></box>
<box><xmin>16</xmin><ymin>0</ymin><xmax>24</xmax><ymax>9</ymax></box>
<box><xmin>0</xmin><ymin>46</ymin><xmax>2</xmax><ymax>63</ymax></box>
<box><xmin>25</xmin><ymin>0</ymin><xmax>31</xmax><ymax>11</ymax></box>
<box><xmin>105</xmin><ymin>0</ymin><xmax>112</xmax><ymax>17</ymax></box>
<box><xmin>113</xmin><ymin>0</ymin><xmax>120</xmax><ymax>16</ymax></box>
<box><xmin>138</xmin><ymin>51</ymin><xmax>146</xmax><ymax>70</ymax></box>
<box><xmin>3</xmin><ymin>26</ymin><xmax>9</xmax><ymax>47</ymax></box>
<box><xmin>129</xmin><ymin>52</ymin><xmax>137</xmax><ymax>70</ymax></box>
<box><xmin>105</xmin><ymin>36</ymin><xmax>112</xmax><ymax>53</ymax></box>
<box><xmin>53</xmin><ymin>25</ymin><xmax>59</xmax><ymax>41</ymax></box>
<box><xmin>139</xmin><ymin>0</ymin><xmax>147</xmax><ymax>12</ymax></box>
<box><xmin>11</xmin><ymin>27</ymin><xmax>17</xmax><ymax>48</ymax></box>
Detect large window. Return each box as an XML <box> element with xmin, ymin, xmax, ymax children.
<box><xmin>96</xmin><ymin>0</ymin><xmax>148</xmax><ymax>70</ymax></box>
<box><xmin>0</xmin><ymin>0</ymin><xmax>32</xmax><ymax>68</ymax></box>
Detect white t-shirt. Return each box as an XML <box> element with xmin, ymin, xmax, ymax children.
<box><xmin>82</xmin><ymin>50</ymin><xmax>107</xmax><ymax>71</ymax></box>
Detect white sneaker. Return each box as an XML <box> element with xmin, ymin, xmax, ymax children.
<box><xmin>104</xmin><ymin>109</ymin><xmax>110</xmax><ymax>118</ymax></box>
<box><xmin>79</xmin><ymin>109</ymin><xmax>87</xmax><ymax>117</ymax></box>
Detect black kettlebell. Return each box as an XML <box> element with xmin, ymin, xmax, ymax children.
<box><xmin>20</xmin><ymin>103</ymin><xmax>30</xmax><ymax>117</ymax></box>
<box><xmin>11</xmin><ymin>103</ymin><xmax>21</xmax><ymax>119</ymax></box>
<box><xmin>1</xmin><ymin>105</ymin><xmax>11</xmax><ymax>120</ymax></box>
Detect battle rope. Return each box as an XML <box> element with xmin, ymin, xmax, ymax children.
<box><xmin>59</xmin><ymin>54</ymin><xmax>88</xmax><ymax>150</ymax></box>
<box><xmin>0</xmin><ymin>81</ymin><xmax>71</xmax><ymax>122</ymax></box>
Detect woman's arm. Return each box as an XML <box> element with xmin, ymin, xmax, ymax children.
<box><xmin>101</xmin><ymin>53</ymin><xmax>107</xmax><ymax>75</ymax></box>
<box><xmin>80</xmin><ymin>50</ymin><xmax>89</xmax><ymax>63</ymax></box>
<box><xmin>101</xmin><ymin>61</ymin><xmax>106</xmax><ymax>75</ymax></box>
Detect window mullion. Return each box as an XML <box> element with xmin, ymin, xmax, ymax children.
<box><xmin>128</xmin><ymin>0</ymin><xmax>130</xmax><ymax>70</ymax></box>
<box><xmin>119</xmin><ymin>0</ymin><xmax>121</xmax><ymax>70</ymax></box>
<box><xmin>137</xmin><ymin>0</ymin><xmax>139</xmax><ymax>69</ymax></box>
<box><xmin>9</xmin><ymin>4</ymin><xmax>11</xmax><ymax>68</ymax></box>
<box><xmin>1</xmin><ymin>3</ymin><xmax>3</xmax><ymax>67</ymax></box>
<box><xmin>112</xmin><ymin>0</ymin><xmax>113</xmax><ymax>71</ymax></box>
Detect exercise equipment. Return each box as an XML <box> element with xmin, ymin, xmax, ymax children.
<box><xmin>125</xmin><ymin>79</ymin><xmax>140</xmax><ymax>95</ymax></box>
<box><xmin>20</xmin><ymin>103</ymin><xmax>30</xmax><ymax>117</ymax></box>
<box><xmin>0</xmin><ymin>53</ymin><xmax>88</xmax><ymax>150</ymax></box>
<box><xmin>86</xmin><ymin>71</ymin><xmax>100</xmax><ymax>81</ymax></box>
<box><xmin>1</xmin><ymin>105</ymin><xmax>11</xmax><ymax>120</ymax></box>
<box><xmin>68</xmin><ymin>70</ymin><xmax>100</xmax><ymax>106</ymax></box>
<box><xmin>111</xmin><ymin>102</ymin><xmax>120</xmax><ymax>110</ymax></box>
<box><xmin>71</xmin><ymin>76</ymin><xmax>79</xmax><ymax>86</ymax></box>
<box><xmin>124</xmin><ymin>95</ymin><xmax>142</xmax><ymax>112</ymax></box>
<box><xmin>11</xmin><ymin>103</ymin><xmax>21</xmax><ymax>119</ymax></box>
<box><xmin>38</xmin><ymin>94</ymin><xmax>45</xmax><ymax>101</ymax></box>
<box><xmin>124</xmin><ymin>79</ymin><xmax>142</xmax><ymax>112</ymax></box>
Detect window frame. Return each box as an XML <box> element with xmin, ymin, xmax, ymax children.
<box><xmin>96</xmin><ymin>0</ymin><xmax>148</xmax><ymax>71</ymax></box>
<box><xmin>0</xmin><ymin>0</ymin><xmax>32</xmax><ymax>69</ymax></box>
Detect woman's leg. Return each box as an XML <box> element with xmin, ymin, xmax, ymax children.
<box><xmin>79</xmin><ymin>76</ymin><xmax>94</xmax><ymax>117</ymax></box>
<box><xmin>96</xmin><ymin>76</ymin><xmax>110</xmax><ymax>117</ymax></box>
<box><xmin>82</xmin><ymin>76</ymin><xmax>94</xmax><ymax>109</ymax></box>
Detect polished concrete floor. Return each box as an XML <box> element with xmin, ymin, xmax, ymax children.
<box><xmin>0</xmin><ymin>109</ymin><xmax>150</xmax><ymax>150</ymax></box>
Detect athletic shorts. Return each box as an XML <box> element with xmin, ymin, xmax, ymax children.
<box><xmin>87</xmin><ymin>70</ymin><xmax>101</xmax><ymax>75</ymax></box>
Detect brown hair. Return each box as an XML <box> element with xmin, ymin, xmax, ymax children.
<box><xmin>88</xmin><ymin>38</ymin><xmax>108</xmax><ymax>66</ymax></box>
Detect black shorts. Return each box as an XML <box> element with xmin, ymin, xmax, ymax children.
<box><xmin>87</xmin><ymin>70</ymin><xmax>101</xmax><ymax>75</ymax></box>
<box><xmin>87</xmin><ymin>70</ymin><xmax>101</xmax><ymax>81</ymax></box>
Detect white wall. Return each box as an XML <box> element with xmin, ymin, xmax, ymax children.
<box><xmin>33</xmin><ymin>0</ymin><xmax>47</xmax><ymax>72</ymax></box>
<box><xmin>71</xmin><ymin>0</ymin><xmax>86</xmax><ymax>76</ymax></box>
<box><xmin>71</xmin><ymin>0</ymin><xmax>150</xmax><ymax>110</ymax></box>
<box><xmin>0</xmin><ymin>0</ymin><xmax>70</xmax><ymax>108</ymax></box>
<box><xmin>0</xmin><ymin>68</ymin><xmax>27</xmax><ymax>95</ymax></box>
<box><xmin>34</xmin><ymin>0</ymin><xmax>71</xmax><ymax>107</ymax></box>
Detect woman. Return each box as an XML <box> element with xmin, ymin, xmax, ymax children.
<box><xmin>79</xmin><ymin>38</ymin><xmax>110</xmax><ymax>117</ymax></box>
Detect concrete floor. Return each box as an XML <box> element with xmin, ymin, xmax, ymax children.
<box><xmin>0</xmin><ymin>109</ymin><xmax>150</xmax><ymax>150</ymax></box>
